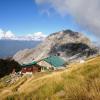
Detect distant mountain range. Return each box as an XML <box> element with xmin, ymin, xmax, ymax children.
<box><xmin>0</xmin><ymin>40</ymin><xmax>41</xmax><ymax>58</ymax></box>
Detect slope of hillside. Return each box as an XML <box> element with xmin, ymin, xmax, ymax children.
<box><xmin>13</xmin><ymin>30</ymin><xmax>98</xmax><ymax>64</ymax></box>
<box><xmin>0</xmin><ymin>56</ymin><xmax>100</xmax><ymax>100</ymax></box>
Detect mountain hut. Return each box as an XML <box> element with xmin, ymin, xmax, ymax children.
<box><xmin>21</xmin><ymin>61</ymin><xmax>41</xmax><ymax>74</ymax></box>
<box><xmin>38</xmin><ymin>56</ymin><xmax>66</xmax><ymax>71</ymax></box>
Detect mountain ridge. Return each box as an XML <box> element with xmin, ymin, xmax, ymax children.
<box><xmin>13</xmin><ymin>29</ymin><xmax>98</xmax><ymax>64</ymax></box>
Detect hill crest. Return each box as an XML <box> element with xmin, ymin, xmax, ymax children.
<box><xmin>13</xmin><ymin>29</ymin><xmax>98</xmax><ymax>64</ymax></box>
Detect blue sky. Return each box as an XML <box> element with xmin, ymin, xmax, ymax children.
<box><xmin>0</xmin><ymin>0</ymin><xmax>98</xmax><ymax>41</ymax></box>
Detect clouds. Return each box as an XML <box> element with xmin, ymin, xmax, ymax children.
<box><xmin>35</xmin><ymin>0</ymin><xmax>100</xmax><ymax>39</ymax></box>
<box><xmin>4</xmin><ymin>31</ymin><xmax>15</xmax><ymax>38</ymax></box>
<box><xmin>0</xmin><ymin>29</ymin><xmax>4</xmax><ymax>38</ymax></box>
<box><xmin>25</xmin><ymin>32</ymin><xmax>47</xmax><ymax>41</ymax></box>
<box><xmin>0</xmin><ymin>29</ymin><xmax>15</xmax><ymax>39</ymax></box>
<box><xmin>0</xmin><ymin>29</ymin><xmax>46</xmax><ymax>41</ymax></box>
<box><xmin>40</xmin><ymin>9</ymin><xmax>50</xmax><ymax>16</ymax></box>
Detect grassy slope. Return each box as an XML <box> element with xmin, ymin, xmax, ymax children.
<box><xmin>0</xmin><ymin>56</ymin><xmax>100</xmax><ymax>100</ymax></box>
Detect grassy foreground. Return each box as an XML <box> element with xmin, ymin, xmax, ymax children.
<box><xmin>0</xmin><ymin>56</ymin><xmax>100</xmax><ymax>100</ymax></box>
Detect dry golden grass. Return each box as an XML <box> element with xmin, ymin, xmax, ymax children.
<box><xmin>0</xmin><ymin>56</ymin><xmax>100</xmax><ymax>100</ymax></box>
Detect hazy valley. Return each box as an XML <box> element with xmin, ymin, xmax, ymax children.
<box><xmin>0</xmin><ymin>40</ymin><xmax>40</xmax><ymax>58</ymax></box>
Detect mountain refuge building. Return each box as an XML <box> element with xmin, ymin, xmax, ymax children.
<box><xmin>21</xmin><ymin>56</ymin><xmax>66</xmax><ymax>74</ymax></box>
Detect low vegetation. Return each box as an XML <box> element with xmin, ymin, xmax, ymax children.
<box><xmin>0</xmin><ymin>56</ymin><xmax>100</xmax><ymax>100</ymax></box>
<box><xmin>0</xmin><ymin>58</ymin><xmax>21</xmax><ymax>78</ymax></box>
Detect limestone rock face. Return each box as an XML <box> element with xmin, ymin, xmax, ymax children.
<box><xmin>13</xmin><ymin>30</ymin><xmax>98</xmax><ymax>64</ymax></box>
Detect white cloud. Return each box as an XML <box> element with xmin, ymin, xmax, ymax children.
<box><xmin>0</xmin><ymin>29</ymin><xmax>4</xmax><ymax>38</ymax></box>
<box><xmin>0</xmin><ymin>29</ymin><xmax>15</xmax><ymax>39</ymax></box>
<box><xmin>33</xmin><ymin>32</ymin><xmax>46</xmax><ymax>38</ymax></box>
<box><xmin>4</xmin><ymin>30</ymin><xmax>15</xmax><ymax>38</ymax></box>
<box><xmin>26</xmin><ymin>32</ymin><xmax>47</xmax><ymax>41</ymax></box>
<box><xmin>0</xmin><ymin>28</ymin><xmax>46</xmax><ymax>41</ymax></box>
<box><xmin>35</xmin><ymin>0</ymin><xmax>100</xmax><ymax>39</ymax></box>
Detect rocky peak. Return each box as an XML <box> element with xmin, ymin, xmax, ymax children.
<box><xmin>13</xmin><ymin>29</ymin><xmax>98</xmax><ymax>64</ymax></box>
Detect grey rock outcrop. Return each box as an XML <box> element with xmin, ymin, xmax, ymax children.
<box><xmin>13</xmin><ymin>30</ymin><xmax>98</xmax><ymax>64</ymax></box>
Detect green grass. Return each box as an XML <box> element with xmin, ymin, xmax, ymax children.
<box><xmin>0</xmin><ymin>56</ymin><xmax>100</xmax><ymax>100</ymax></box>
